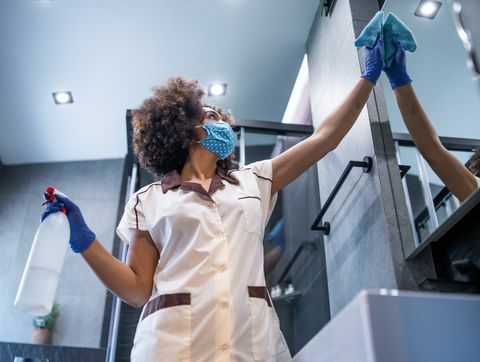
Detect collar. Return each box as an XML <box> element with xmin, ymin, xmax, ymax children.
<box><xmin>161</xmin><ymin>166</ymin><xmax>239</xmax><ymax>194</ymax></box>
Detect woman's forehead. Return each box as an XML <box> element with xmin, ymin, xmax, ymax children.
<box><xmin>202</xmin><ymin>106</ymin><xmax>221</xmax><ymax>117</ymax></box>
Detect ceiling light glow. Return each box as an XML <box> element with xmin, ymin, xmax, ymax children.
<box><xmin>208</xmin><ymin>83</ymin><xmax>227</xmax><ymax>96</ymax></box>
<box><xmin>53</xmin><ymin>91</ymin><xmax>73</xmax><ymax>104</ymax></box>
<box><xmin>415</xmin><ymin>0</ymin><xmax>442</xmax><ymax>19</ymax></box>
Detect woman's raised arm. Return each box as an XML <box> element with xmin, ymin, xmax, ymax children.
<box><xmin>271</xmin><ymin>36</ymin><xmax>383</xmax><ymax>195</ymax></box>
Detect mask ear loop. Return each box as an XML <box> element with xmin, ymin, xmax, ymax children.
<box><xmin>193</xmin><ymin>124</ymin><xmax>207</xmax><ymax>144</ymax></box>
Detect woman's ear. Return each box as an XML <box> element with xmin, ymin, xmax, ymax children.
<box><xmin>193</xmin><ymin>125</ymin><xmax>207</xmax><ymax>141</ymax></box>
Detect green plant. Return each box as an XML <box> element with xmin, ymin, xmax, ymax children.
<box><xmin>32</xmin><ymin>303</ymin><xmax>59</xmax><ymax>331</ymax></box>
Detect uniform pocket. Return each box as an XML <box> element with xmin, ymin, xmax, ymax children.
<box><xmin>237</xmin><ymin>194</ymin><xmax>262</xmax><ymax>235</ymax></box>
<box><xmin>131</xmin><ymin>293</ymin><xmax>192</xmax><ymax>362</ymax></box>
<box><xmin>248</xmin><ymin>286</ymin><xmax>288</xmax><ymax>360</ymax></box>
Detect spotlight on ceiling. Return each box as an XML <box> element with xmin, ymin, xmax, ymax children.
<box><xmin>52</xmin><ymin>91</ymin><xmax>73</xmax><ymax>105</ymax></box>
<box><xmin>415</xmin><ymin>0</ymin><xmax>442</xmax><ymax>19</ymax></box>
<box><xmin>208</xmin><ymin>83</ymin><xmax>227</xmax><ymax>96</ymax></box>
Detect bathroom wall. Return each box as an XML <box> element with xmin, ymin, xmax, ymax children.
<box><xmin>0</xmin><ymin>158</ymin><xmax>123</xmax><ymax>348</ymax></box>
<box><xmin>275</xmin><ymin>136</ymin><xmax>330</xmax><ymax>354</ymax></box>
<box><xmin>306</xmin><ymin>0</ymin><xmax>435</xmax><ymax>316</ymax></box>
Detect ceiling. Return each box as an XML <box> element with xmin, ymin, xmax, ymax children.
<box><xmin>0</xmin><ymin>0</ymin><xmax>319</xmax><ymax>165</ymax></box>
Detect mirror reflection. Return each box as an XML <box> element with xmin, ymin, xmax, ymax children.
<box><xmin>381</xmin><ymin>0</ymin><xmax>480</xmax><ymax>244</ymax></box>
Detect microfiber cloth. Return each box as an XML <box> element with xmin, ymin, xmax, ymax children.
<box><xmin>354</xmin><ymin>11</ymin><xmax>385</xmax><ymax>49</ymax></box>
<box><xmin>354</xmin><ymin>11</ymin><xmax>417</xmax><ymax>69</ymax></box>
<box><xmin>382</xmin><ymin>12</ymin><xmax>417</xmax><ymax>68</ymax></box>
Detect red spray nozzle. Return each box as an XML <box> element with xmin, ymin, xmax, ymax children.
<box><xmin>41</xmin><ymin>186</ymin><xmax>68</xmax><ymax>214</ymax></box>
<box><xmin>42</xmin><ymin>186</ymin><xmax>56</xmax><ymax>206</ymax></box>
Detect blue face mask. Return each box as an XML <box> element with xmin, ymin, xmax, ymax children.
<box><xmin>194</xmin><ymin>121</ymin><xmax>237</xmax><ymax>160</ymax></box>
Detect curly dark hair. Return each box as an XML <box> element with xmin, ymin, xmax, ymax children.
<box><xmin>131</xmin><ymin>77</ymin><xmax>237</xmax><ymax>180</ymax></box>
<box><xmin>467</xmin><ymin>148</ymin><xmax>480</xmax><ymax>176</ymax></box>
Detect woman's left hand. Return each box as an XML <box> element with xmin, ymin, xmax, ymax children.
<box><xmin>361</xmin><ymin>34</ymin><xmax>384</xmax><ymax>85</ymax></box>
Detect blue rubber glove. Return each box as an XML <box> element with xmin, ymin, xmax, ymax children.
<box><xmin>384</xmin><ymin>36</ymin><xmax>412</xmax><ymax>89</ymax></box>
<box><xmin>267</xmin><ymin>219</ymin><xmax>285</xmax><ymax>250</ymax></box>
<box><xmin>41</xmin><ymin>194</ymin><xmax>96</xmax><ymax>253</ymax></box>
<box><xmin>361</xmin><ymin>34</ymin><xmax>384</xmax><ymax>85</ymax></box>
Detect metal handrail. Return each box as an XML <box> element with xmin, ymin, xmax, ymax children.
<box><xmin>106</xmin><ymin>163</ymin><xmax>138</xmax><ymax>362</ymax></box>
<box><xmin>393</xmin><ymin>132</ymin><xmax>480</xmax><ymax>151</ymax></box>
<box><xmin>311</xmin><ymin>156</ymin><xmax>373</xmax><ymax>235</ymax></box>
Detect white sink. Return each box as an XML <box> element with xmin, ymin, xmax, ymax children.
<box><xmin>294</xmin><ymin>289</ymin><xmax>480</xmax><ymax>362</ymax></box>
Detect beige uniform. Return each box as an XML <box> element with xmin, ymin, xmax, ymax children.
<box><xmin>116</xmin><ymin>159</ymin><xmax>291</xmax><ymax>362</ymax></box>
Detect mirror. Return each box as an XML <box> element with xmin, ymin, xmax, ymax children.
<box><xmin>381</xmin><ymin>0</ymin><xmax>480</xmax><ymax>246</ymax></box>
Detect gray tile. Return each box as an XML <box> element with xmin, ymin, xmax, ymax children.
<box><xmin>6</xmin><ymin>195</ymin><xmax>49</xmax><ymax>294</ymax></box>
<box><xmin>349</xmin><ymin>0</ymin><xmax>380</xmax><ymax>22</ymax></box>
<box><xmin>0</xmin><ymin>194</ymin><xmax>29</xmax><ymax>320</ymax></box>
<box><xmin>0</xmin><ymin>165</ymin><xmax>34</xmax><ymax>195</ymax></box>
<box><xmin>0</xmin><ymin>276</ymin><xmax>106</xmax><ymax>347</ymax></box>
<box><xmin>75</xmin><ymin>198</ymin><xmax>120</xmax><ymax>251</ymax></box>
<box><xmin>293</xmin><ymin>269</ymin><xmax>330</xmax><ymax>354</ymax></box>
<box><xmin>324</xmin><ymin>162</ymin><xmax>398</xmax><ymax>316</ymax></box>
<box><xmin>28</xmin><ymin>159</ymin><xmax>124</xmax><ymax>201</ymax></box>
<box><xmin>0</xmin><ymin>294</ymin><xmax>35</xmax><ymax>343</ymax></box>
<box><xmin>56</xmin><ymin>199</ymin><xmax>120</xmax><ymax>298</ymax></box>
<box><xmin>56</xmin><ymin>251</ymin><xmax>109</xmax><ymax>299</ymax></box>
<box><xmin>0</xmin><ymin>159</ymin><xmax>123</xmax><ymax>349</ymax></box>
<box><xmin>305</xmin><ymin>0</ymin><xmax>435</xmax><ymax>327</ymax></box>
<box><xmin>52</xmin><ymin>294</ymin><xmax>106</xmax><ymax>348</ymax></box>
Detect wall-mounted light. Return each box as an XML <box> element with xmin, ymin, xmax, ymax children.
<box><xmin>52</xmin><ymin>91</ymin><xmax>73</xmax><ymax>104</ymax></box>
<box><xmin>415</xmin><ymin>0</ymin><xmax>442</xmax><ymax>19</ymax></box>
<box><xmin>208</xmin><ymin>83</ymin><xmax>227</xmax><ymax>96</ymax></box>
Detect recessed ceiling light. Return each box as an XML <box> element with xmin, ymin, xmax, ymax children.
<box><xmin>53</xmin><ymin>91</ymin><xmax>73</xmax><ymax>104</ymax></box>
<box><xmin>208</xmin><ymin>83</ymin><xmax>227</xmax><ymax>96</ymax></box>
<box><xmin>414</xmin><ymin>0</ymin><xmax>442</xmax><ymax>19</ymax></box>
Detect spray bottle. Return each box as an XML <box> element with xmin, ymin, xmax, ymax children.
<box><xmin>14</xmin><ymin>187</ymin><xmax>70</xmax><ymax>316</ymax></box>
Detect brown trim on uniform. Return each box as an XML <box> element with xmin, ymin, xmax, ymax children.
<box><xmin>160</xmin><ymin>169</ymin><xmax>181</xmax><ymax>194</ymax></box>
<box><xmin>217</xmin><ymin>167</ymin><xmax>240</xmax><ymax>184</ymax></box>
<box><xmin>251</xmin><ymin>172</ymin><xmax>272</xmax><ymax>182</ymax></box>
<box><xmin>142</xmin><ymin>292</ymin><xmax>191</xmax><ymax>321</ymax></box>
<box><xmin>241</xmin><ymin>167</ymin><xmax>272</xmax><ymax>183</ymax></box>
<box><xmin>248</xmin><ymin>286</ymin><xmax>272</xmax><ymax>307</ymax></box>
<box><xmin>161</xmin><ymin>166</ymin><xmax>239</xmax><ymax>195</ymax></box>
<box><xmin>181</xmin><ymin>181</ymin><xmax>212</xmax><ymax>199</ymax></box>
<box><xmin>238</xmin><ymin>195</ymin><xmax>261</xmax><ymax>202</ymax></box>
<box><xmin>133</xmin><ymin>182</ymin><xmax>162</xmax><ymax>229</ymax></box>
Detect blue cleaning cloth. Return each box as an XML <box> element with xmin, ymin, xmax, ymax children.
<box><xmin>383</xmin><ymin>12</ymin><xmax>417</xmax><ymax>68</ymax></box>
<box><xmin>354</xmin><ymin>11</ymin><xmax>384</xmax><ymax>49</ymax></box>
<box><xmin>354</xmin><ymin>11</ymin><xmax>417</xmax><ymax>69</ymax></box>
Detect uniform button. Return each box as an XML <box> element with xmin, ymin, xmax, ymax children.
<box><xmin>217</xmin><ymin>264</ymin><xmax>228</xmax><ymax>272</ymax></box>
<box><xmin>220</xmin><ymin>301</ymin><xmax>229</xmax><ymax>308</ymax></box>
<box><xmin>208</xmin><ymin>203</ymin><xmax>216</xmax><ymax>208</ymax></box>
<box><xmin>220</xmin><ymin>344</ymin><xmax>230</xmax><ymax>352</ymax></box>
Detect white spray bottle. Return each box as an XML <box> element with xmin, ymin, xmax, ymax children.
<box><xmin>14</xmin><ymin>187</ymin><xmax>70</xmax><ymax>316</ymax></box>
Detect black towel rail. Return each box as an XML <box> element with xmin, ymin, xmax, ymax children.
<box><xmin>311</xmin><ymin>156</ymin><xmax>373</xmax><ymax>235</ymax></box>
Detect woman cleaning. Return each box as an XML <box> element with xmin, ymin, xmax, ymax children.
<box><xmin>41</xmin><ymin>36</ymin><xmax>384</xmax><ymax>361</ymax></box>
<box><xmin>383</xmin><ymin>36</ymin><xmax>480</xmax><ymax>202</ymax></box>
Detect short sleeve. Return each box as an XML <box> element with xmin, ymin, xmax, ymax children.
<box><xmin>242</xmin><ymin>159</ymin><xmax>278</xmax><ymax>227</ymax></box>
<box><xmin>116</xmin><ymin>192</ymin><xmax>150</xmax><ymax>245</ymax></box>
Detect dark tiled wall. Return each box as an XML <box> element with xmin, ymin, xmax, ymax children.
<box><xmin>0</xmin><ymin>159</ymin><xmax>124</xmax><ymax>348</ymax></box>
<box><xmin>306</xmin><ymin>0</ymin><xmax>434</xmax><ymax>317</ymax></box>
<box><xmin>270</xmin><ymin>136</ymin><xmax>330</xmax><ymax>354</ymax></box>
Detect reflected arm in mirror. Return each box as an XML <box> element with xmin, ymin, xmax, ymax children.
<box><xmin>392</xmin><ymin>84</ymin><xmax>478</xmax><ymax>202</ymax></box>
<box><xmin>264</xmin><ymin>246</ymin><xmax>284</xmax><ymax>276</ymax></box>
<box><xmin>271</xmin><ymin>78</ymin><xmax>373</xmax><ymax>194</ymax></box>
<box><xmin>81</xmin><ymin>229</ymin><xmax>160</xmax><ymax>308</ymax></box>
